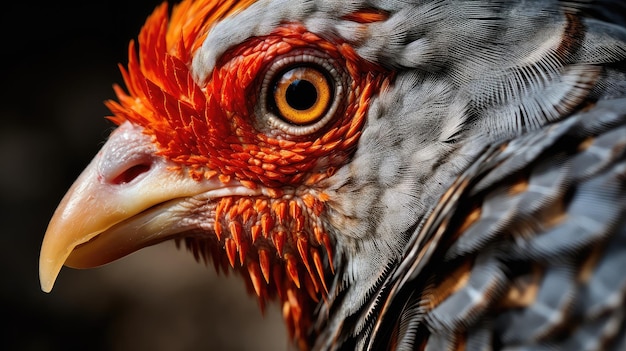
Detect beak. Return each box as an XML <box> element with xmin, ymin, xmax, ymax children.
<box><xmin>39</xmin><ymin>121</ymin><xmax>255</xmax><ymax>293</ymax></box>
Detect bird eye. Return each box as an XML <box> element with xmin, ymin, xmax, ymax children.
<box><xmin>258</xmin><ymin>51</ymin><xmax>347</xmax><ymax>136</ymax></box>
<box><xmin>271</xmin><ymin>66</ymin><xmax>333</xmax><ymax>125</ymax></box>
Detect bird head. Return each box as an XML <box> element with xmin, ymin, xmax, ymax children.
<box><xmin>40</xmin><ymin>0</ymin><xmax>391</xmax><ymax>345</ymax></box>
<box><xmin>41</xmin><ymin>0</ymin><xmax>623</xmax><ymax>348</ymax></box>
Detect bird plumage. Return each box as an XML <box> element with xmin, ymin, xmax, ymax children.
<box><xmin>39</xmin><ymin>0</ymin><xmax>626</xmax><ymax>350</ymax></box>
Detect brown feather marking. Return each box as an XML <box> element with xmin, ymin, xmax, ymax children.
<box><xmin>456</xmin><ymin>206</ymin><xmax>483</xmax><ymax>237</ymax></box>
<box><xmin>556</xmin><ymin>12</ymin><xmax>585</xmax><ymax>63</ymax></box>
<box><xmin>508</xmin><ymin>177</ymin><xmax>529</xmax><ymax>196</ymax></box>
<box><xmin>540</xmin><ymin>196</ymin><xmax>567</xmax><ymax>229</ymax></box>
<box><xmin>342</xmin><ymin>8</ymin><xmax>389</xmax><ymax>24</ymax></box>
<box><xmin>577</xmin><ymin>243</ymin><xmax>606</xmax><ymax>284</ymax></box>
<box><xmin>498</xmin><ymin>263</ymin><xmax>544</xmax><ymax>310</ymax></box>
<box><xmin>422</xmin><ymin>259</ymin><xmax>473</xmax><ymax>311</ymax></box>
<box><xmin>577</xmin><ymin>136</ymin><xmax>596</xmax><ymax>152</ymax></box>
<box><xmin>454</xmin><ymin>331</ymin><xmax>467</xmax><ymax>351</ymax></box>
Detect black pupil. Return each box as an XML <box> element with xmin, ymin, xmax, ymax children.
<box><xmin>285</xmin><ymin>79</ymin><xmax>317</xmax><ymax>110</ymax></box>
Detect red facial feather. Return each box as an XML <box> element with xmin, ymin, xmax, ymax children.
<box><xmin>105</xmin><ymin>0</ymin><xmax>391</xmax><ymax>346</ymax></box>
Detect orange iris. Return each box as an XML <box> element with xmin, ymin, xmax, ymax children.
<box><xmin>272</xmin><ymin>66</ymin><xmax>332</xmax><ymax>125</ymax></box>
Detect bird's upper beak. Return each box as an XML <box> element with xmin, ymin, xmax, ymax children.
<box><xmin>39</xmin><ymin>121</ymin><xmax>255</xmax><ymax>293</ymax></box>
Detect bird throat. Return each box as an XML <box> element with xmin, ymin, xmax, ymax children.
<box><xmin>178</xmin><ymin>189</ymin><xmax>333</xmax><ymax>346</ymax></box>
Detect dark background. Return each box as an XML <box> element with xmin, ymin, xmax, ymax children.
<box><xmin>0</xmin><ymin>2</ymin><xmax>285</xmax><ymax>350</ymax></box>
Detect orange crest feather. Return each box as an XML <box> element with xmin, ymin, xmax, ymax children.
<box><xmin>104</xmin><ymin>0</ymin><xmax>392</xmax><ymax>347</ymax></box>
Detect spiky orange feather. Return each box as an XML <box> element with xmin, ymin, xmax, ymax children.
<box><xmin>104</xmin><ymin>0</ymin><xmax>392</xmax><ymax>346</ymax></box>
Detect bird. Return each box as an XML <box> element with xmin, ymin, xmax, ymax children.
<box><xmin>39</xmin><ymin>0</ymin><xmax>626</xmax><ymax>350</ymax></box>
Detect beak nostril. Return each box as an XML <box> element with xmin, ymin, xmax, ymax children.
<box><xmin>112</xmin><ymin>164</ymin><xmax>151</xmax><ymax>185</ymax></box>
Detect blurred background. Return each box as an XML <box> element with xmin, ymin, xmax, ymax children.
<box><xmin>0</xmin><ymin>1</ymin><xmax>285</xmax><ymax>350</ymax></box>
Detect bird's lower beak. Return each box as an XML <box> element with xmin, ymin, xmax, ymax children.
<box><xmin>39</xmin><ymin>122</ymin><xmax>255</xmax><ymax>293</ymax></box>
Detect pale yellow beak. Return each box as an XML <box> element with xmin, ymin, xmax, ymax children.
<box><xmin>39</xmin><ymin>121</ymin><xmax>256</xmax><ymax>293</ymax></box>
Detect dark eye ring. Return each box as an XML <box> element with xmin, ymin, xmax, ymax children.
<box><xmin>258</xmin><ymin>51</ymin><xmax>346</xmax><ymax>136</ymax></box>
